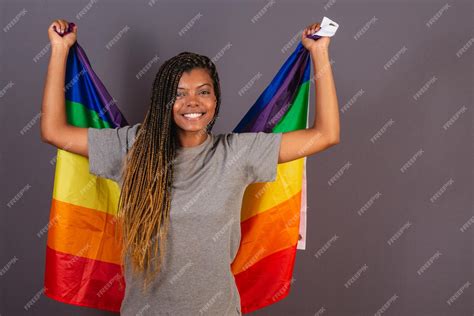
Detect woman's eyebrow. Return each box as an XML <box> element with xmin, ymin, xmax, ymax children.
<box><xmin>177</xmin><ymin>83</ymin><xmax>211</xmax><ymax>89</ymax></box>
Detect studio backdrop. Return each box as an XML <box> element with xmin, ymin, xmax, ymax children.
<box><xmin>0</xmin><ymin>1</ymin><xmax>472</xmax><ymax>315</ymax></box>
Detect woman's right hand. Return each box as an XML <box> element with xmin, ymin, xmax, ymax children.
<box><xmin>48</xmin><ymin>19</ymin><xmax>77</xmax><ymax>49</ymax></box>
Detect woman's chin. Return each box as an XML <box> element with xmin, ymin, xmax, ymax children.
<box><xmin>176</xmin><ymin>117</ymin><xmax>208</xmax><ymax>130</ymax></box>
<box><xmin>176</xmin><ymin>123</ymin><xmax>207</xmax><ymax>133</ymax></box>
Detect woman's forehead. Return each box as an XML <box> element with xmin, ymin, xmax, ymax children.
<box><xmin>178</xmin><ymin>69</ymin><xmax>213</xmax><ymax>88</ymax></box>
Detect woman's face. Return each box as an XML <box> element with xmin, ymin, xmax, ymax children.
<box><xmin>172</xmin><ymin>68</ymin><xmax>217</xmax><ymax>133</ymax></box>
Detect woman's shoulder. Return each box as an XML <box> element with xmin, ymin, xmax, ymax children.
<box><xmin>210</xmin><ymin>132</ymin><xmax>268</xmax><ymax>156</ymax></box>
<box><xmin>210</xmin><ymin>132</ymin><xmax>245</xmax><ymax>147</ymax></box>
<box><xmin>212</xmin><ymin>131</ymin><xmax>273</xmax><ymax>145</ymax></box>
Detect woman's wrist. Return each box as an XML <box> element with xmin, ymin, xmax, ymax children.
<box><xmin>51</xmin><ymin>43</ymin><xmax>70</xmax><ymax>54</ymax></box>
<box><xmin>310</xmin><ymin>48</ymin><xmax>330</xmax><ymax>70</ymax></box>
<box><xmin>310</xmin><ymin>46</ymin><xmax>329</xmax><ymax>58</ymax></box>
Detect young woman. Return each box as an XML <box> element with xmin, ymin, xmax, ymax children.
<box><xmin>41</xmin><ymin>19</ymin><xmax>340</xmax><ymax>315</ymax></box>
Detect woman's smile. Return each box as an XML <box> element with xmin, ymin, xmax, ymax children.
<box><xmin>182</xmin><ymin>112</ymin><xmax>206</xmax><ymax>121</ymax></box>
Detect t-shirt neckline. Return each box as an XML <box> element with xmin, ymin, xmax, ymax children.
<box><xmin>176</xmin><ymin>133</ymin><xmax>213</xmax><ymax>158</ymax></box>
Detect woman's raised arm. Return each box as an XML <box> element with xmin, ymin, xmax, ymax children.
<box><xmin>278</xmin><ymin>22</ymin><xmax>340</xmax><ymax>163</ymax></box>
<box><xmin>40</xmin><ymin>19</ymin><xmax>89</xmax><ymax>157</ymax></box>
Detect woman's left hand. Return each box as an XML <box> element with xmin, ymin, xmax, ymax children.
<box><xmin>301</xmin><ymin>22</ymin><xmax>330</xmax><ymax>53</ymax></box>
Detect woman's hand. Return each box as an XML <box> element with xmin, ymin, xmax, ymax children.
<box><xmin>301</xmin><ymin>22</ymin><xmax>330</xmax><ymax>53</ymax></box>
<box><xmin>48</xmin><ymin>19</ymin><xmax>77</xmax><ymax>50</ymax></box>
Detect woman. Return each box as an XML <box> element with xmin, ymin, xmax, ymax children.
<box><xmin>41</xmin><ymin>19</ymin><xmax>340</xmax><ymax>315</ymax></box>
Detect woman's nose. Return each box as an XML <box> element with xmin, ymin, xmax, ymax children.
<box><xmin>184</xmin><ymin>93</ymin><xmax>200</xmax><ymax>104</ymax></box>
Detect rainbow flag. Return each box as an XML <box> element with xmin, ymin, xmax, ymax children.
<box><xmin>44</xmin><ymin>39</ymin><xmax>311</xmax><ymax>313</ymax></box>
<box><xmin>44</xmin><ymin>42</ymin><xmax>128</xmax><ymax>312</ymax></box>
<box><xmin>231</xmin><ymin>40</ymin><xmax>310</xmax><ymax>313</ymax></box>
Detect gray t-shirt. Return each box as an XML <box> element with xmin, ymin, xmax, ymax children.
<box><xmin>87</xmin><ymin>123</ymin><xmax>282</xmax><ymax>316</ymax></box>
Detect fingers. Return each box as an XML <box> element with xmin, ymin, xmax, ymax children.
<box><xmin>51</xmin><ymin>19</ymin><xmax>71</xmax><ymax>34</ymax></box>
<box><xmin>59</xmin><ymin>19</ymin><xmax>69</xmax><ymax>33</ymax></box>
<box><xmin>304</xmin><ymin>22</ymin><xmax>321</xmax><ymax>36</ymax></box>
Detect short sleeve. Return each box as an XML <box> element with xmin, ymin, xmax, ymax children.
<box><xmin>229</xmin><ymin>132</ymin><xmax>282</xmax><ymax>183</ymax></box>
<box><xmin>87</xmin><ymin>123</ymin><xmax>141</xmax><ymax>182</ymax></box>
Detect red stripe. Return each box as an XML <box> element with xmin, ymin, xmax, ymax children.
<box><xmin>44</xmin><ymin>246</ymin><xmax>125</xmax><ymax>312</ymax></box>
<box><xmin>235</xmin><ymin>245</ymin><xmax>297</xmax><ymax>314</ymax></box>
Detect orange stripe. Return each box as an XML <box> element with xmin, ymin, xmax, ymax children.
<box><xmin>232</xmin><ymin>190</ymin><xmax>301</xmax><ymax>274</ymax></box>
<box><xmin>48</xmin><ymin>188</ymin><xmax>301</xmax><ymax>269</ymax></box>
<box><xmin>47</xmin><ymin>198</ymin><xmax>123</xmax><ymax>265</ymax></box>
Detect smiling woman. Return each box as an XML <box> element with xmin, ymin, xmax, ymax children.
<box><xmin>172</xmin><ymin>68</ymin><xmax>217</xmax><ymax>148</ymax></box>
<box><xmin>40</xmin><ymin>17</ymin><xmax>340</xmax><ymax>316</ymax></box>
<box><xmin>85</xmin><ymin>51</ymin><xmax>283</xmax><ymax>316</ymax></box>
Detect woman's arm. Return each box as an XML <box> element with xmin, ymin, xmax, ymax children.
<box><xmin>279</xmin><ymin>22</ymin><xmax>340</xmax><ymax>163</ymax></box>
<box><xmin>40</xmin><ymin>19</ymin><xmax>89</xmax><ymax>157</ymax></box>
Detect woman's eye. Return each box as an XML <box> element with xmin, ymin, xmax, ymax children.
<box><xmin>176</xmin><ymin>91</ymin><xmax>210</xmax><ymax>97</ymax></box>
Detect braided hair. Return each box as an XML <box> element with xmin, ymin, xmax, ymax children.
<box><xmin>116</xmin><ymin>51</ymin><xmax>221</xmax><ymax>293</ymax></box>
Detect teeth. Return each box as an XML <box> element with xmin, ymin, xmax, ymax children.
<box><xmin>183</xmin><ymin>113</ymin><xmax>203</xmax><ymax>118</ymax></box>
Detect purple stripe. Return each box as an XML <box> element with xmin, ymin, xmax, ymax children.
<box><xmin>75</xmin><ymin>43</ymin><xmax>128</xmax><ymax>128</ymax></box>
<box><xmin>248</xmin><ymin>51</ymin><xmax>309</xmax><ymax>132</ymax></box>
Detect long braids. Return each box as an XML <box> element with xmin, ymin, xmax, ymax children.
<box><xmin>116</xmin><ymin>51</ymin><xmax>221</xmax><ymax>293</ymax></box>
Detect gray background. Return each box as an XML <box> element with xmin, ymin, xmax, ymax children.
<box><xmin>0</xmin><ymin>0</ymin><xmax>472</xmax><ymax>315</ymax></box>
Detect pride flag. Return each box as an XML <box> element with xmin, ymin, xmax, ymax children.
<box><xmin>231</xmin><ymin>40</ymin><xmax>310</xmax><ymax>313</ymax></box>
<box><xmin>44</xmin><ymin>29</ymin><xmax>311</xmax><ymax>313</ymax></box>
<box><xmin>44</xmin><ymin>42</ymin><xmax>128</xmax><ymax>312</ymax></box>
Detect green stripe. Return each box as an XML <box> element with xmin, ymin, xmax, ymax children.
<box><xmin>66</xmin><ymin>100</ymin><xmax>112</xmax><ymax>129</ymax></box>
<box><xmin>272</xmin><ymin>80</ymin><xmax>309</xmax><ymax>132</ymax></box>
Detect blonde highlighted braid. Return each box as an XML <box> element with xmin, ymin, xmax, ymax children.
<box><xmin>116</xmin><ymin>52</ymin><xmax>221</xmax><ymax>293</ymax></box>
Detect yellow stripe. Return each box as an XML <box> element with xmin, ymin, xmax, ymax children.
<box><xmin>241</xmin><ymin>158</ymin><xmax>304</xmax><ymax>221</ymax></box>
<box><xmin>52</xmin><ymin>149</ymin><xmax>121</xmax><ymax>215</ymax></box>
<box><xmin>52</xmin><ymin>150</ymin><xmax>303</xmax><ymax>220</ymax></box>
